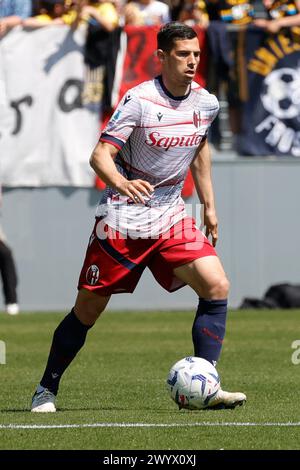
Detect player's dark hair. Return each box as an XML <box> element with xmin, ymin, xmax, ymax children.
<box><xmin>157</xmin><ymin>22</ymin><xmax>197</xmax><ymax>52</ymax></box>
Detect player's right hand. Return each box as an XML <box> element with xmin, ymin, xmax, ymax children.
<box><xmin>116</xmin><ymin>179</ymin><xmax>154</xmax><ymax>204</ymax></box>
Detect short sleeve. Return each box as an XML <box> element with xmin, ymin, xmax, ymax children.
<box><xmin>100</xmin><ymin>92</ymin><xmax>142</xmax><ymax>150</ymax></box>
<box><xmin>209</xmin><ymin>94</ymin><xmax>220</xmax><ymax>123</ymax></box>
<box><xmin>202</xmin><ymin>93</ymin><xmax>219</xmax><ymax>139</ymax></box>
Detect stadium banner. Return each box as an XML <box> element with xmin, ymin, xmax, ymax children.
<box><xmin>238</xmin><ymin>27</ymin><xmax>300</xmax><ymax>157</ymax></box>
<box><xmin>0</xmin><ymin>26</ymin><xmax>97</xmax><ymax>187</ymax></box>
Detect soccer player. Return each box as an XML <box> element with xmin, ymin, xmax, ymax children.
<box><xmin>31</xmin><ymin>22</ymin><xmax>246</xmax><ymax>412</ymax></box>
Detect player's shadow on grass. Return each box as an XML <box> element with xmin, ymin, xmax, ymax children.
<box><xmin>1</xmin><ymin>405</ymin><xmax>241</xmax><ymax>412</ymax></box>
<box><xmin>0</xmin><ymin>406</ymin><xmax>151</xmax><ymax>412</ymax></box>
<box><xmin>1</xmin><ymin>408</ymin><xmax>31</xmax><ymax>413</ymax></box>
<box><xmin>57</xmin><ymin>406</ymin><xmax>174</xmax><ymax>412</ymax></box>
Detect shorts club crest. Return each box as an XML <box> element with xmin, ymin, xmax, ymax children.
<box><xmin>86</xmin><ymin>265</ymin><xmax>100</xmax><ymax>286</ymax></box>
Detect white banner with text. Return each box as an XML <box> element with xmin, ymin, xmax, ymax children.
<box><xmin>0</xmin><ymin>26</ymin><xmax>98</xmax><ymax>187</ymax></box>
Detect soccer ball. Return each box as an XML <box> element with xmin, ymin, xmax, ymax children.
<box><xmin>166</xmin><ymin>356</ymin><xmax>220</xmax><ymax>410</ymax></box>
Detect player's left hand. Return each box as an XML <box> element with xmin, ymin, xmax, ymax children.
<box><xmin>204</xmin><ymin>209</ymin><xmax>218</xmax><ymax>247</ymax></box>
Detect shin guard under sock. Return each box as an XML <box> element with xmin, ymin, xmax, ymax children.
<box><xmin>192</xmin><ymin>298</ymin><xmax>227</xmax><ymax>365</ymax></box>
<box><xmin>40</xmin><ymin>309</ymin><xmax>93</xmax><ymax>394</ymax></box>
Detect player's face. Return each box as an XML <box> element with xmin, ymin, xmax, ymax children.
<box><xmin>161</xmin><ymin>37</ymin><xmax>201</xmax><ymax>87</ymax></box>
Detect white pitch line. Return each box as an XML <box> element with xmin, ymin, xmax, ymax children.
<box><xmin>1</xmin><ymin>422</ymin><xmax>300</xmax><ymax>430</ymax></box>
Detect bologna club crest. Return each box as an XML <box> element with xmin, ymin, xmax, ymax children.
<box><xmin>86</xmin><ymin>265</ymin><xmax>100</xmax><ymax>285</ymax></box>
<box><xmin>193</xmin><ymin>111</ymin><xmax>201</xmax><ymax>128</ymax></box>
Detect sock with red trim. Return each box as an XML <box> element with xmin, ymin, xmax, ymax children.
<box><xmin>192</xmin><ymin>298</ymin><xmax>227</xmax><ymax>365</ymax></box>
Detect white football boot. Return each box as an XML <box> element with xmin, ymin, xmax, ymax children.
<box><xmin>6</xmin><ymin>303</ymin><xmax>20</xmax><ymax>315</ymax></box>
<box><xmin>31</xmin><ymin>389</ymin><xmax>56</xmax><ymax>413</ymax></box>
<box><xmin>207</xmin><ymin>389</ymin><xmax>246</xmax><ymax>409</ymax></box>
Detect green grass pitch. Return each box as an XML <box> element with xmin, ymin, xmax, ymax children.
<box><xmin>0</xmin><ymin>309</ymin><xmax>300</xmax><ymax>450</ymax></box>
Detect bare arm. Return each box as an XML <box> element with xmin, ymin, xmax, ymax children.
<box><xmin>22</xmin><ymin>17</ymin><xmax>65</xmax><ymax>29</ymax></box>
<box><xmin>190</xmin><ymin>139</ymin><xmax>218</xmax><ymax>246</ymax></box>
<box><xmin>0</xmin><ymin>16</ymin><xmax>22</xmax><ymax>36</ymax></box>
<box><xmin>255</xmin><ymin>1</ymin><xmax>300</xmax><ymax>33</ymax></box>
<box><xmin>90</xmin><ymin>141</ymin><xmax>154</xmax><ymax>204</ymax></box>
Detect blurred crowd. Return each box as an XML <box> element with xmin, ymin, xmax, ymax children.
<box><xmin>0</xmin><ymin>1</ymin><xmax>299</xmax><ymax>35</ymax></box>
<box><xmin>2</xmin><ymin>1</ymin><xmax>300</xmax><ymax>142</ymax></box>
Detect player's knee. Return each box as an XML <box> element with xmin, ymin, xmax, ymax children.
<box><xmin>75</xmin><ymin>302</ymin><xmax>103</xmax><ymax>325</ymax></box>
<box><xmin>208</xmin><ymin>276</ymin><xmax>230</xmax><ymax>299</ymax></box>
<box><xmin>74</xmin><ymin>289</ymin><xmax>109</xmax><ymax>326</ymax></box>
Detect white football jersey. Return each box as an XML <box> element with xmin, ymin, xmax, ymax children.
<box><xmin>96</xmin><ymin>76</ymin><xmax>219</xmax><ymax>237</ymax></box>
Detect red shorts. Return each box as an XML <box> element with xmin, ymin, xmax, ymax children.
<box><xmin>78</xmin><ymin>216</ymin><xmax>217</xmax><ymax>296</ymax></box>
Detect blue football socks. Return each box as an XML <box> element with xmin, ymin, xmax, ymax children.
<box><xmin>192</xmin><ymin>298</ymin><xmax>227</xmax><ymax>365</ymax></box>
<box><xmin>40</xmin><ymin>309</ymin><xmax>93</xmax><ymax>395</ymax></box>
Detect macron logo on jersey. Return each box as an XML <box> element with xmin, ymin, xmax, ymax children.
<box><xmin>145</xmin><ymin>131</ymin><xmax>203</xmax><ymax>151</ymax></box>
<box><xmin>123</xmin><ymin>94</ymin><xmax>132</xmax><ymax>105</ymax></box>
